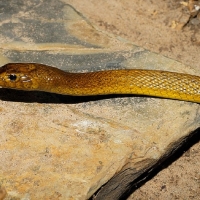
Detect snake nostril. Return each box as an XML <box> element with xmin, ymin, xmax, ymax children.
<box><xmin>8</xmin><ymin>74</ymin><xmax>17</xmax><ymax>81</ymax></box>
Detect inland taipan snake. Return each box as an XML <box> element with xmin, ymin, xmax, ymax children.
<box><xmin>0</xmin><ymin>63</ymin><xmax>200</xmax><ymax>103</ymax></box>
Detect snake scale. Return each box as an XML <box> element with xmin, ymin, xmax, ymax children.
<box><xmin>0</xmin><ymin>63</ymin><xmax>199</xmax><ymax>103</ymax></box>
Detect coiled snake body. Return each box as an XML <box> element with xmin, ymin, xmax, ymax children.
<box><xmin>0</xmin><ymin>63</ymin><xmax>200</xmax><ymax>103</ymax></box>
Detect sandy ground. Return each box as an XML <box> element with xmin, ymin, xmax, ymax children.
<box><xmin>66</xmin><ymin>0</ymin><xmax>200</xmax><ymax>199</ymax></box>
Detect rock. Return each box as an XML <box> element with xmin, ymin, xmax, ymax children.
<box><xmin>0</xmin><ymin>1</ymin><xmax>199</xmax><ymax>199</ymax></box>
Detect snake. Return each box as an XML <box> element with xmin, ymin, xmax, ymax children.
<box><xmin>0</xmin><ymin>63</ymin><xmax>200</xmax><ymax>103</ymax></box>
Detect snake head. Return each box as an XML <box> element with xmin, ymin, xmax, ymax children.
<box><xmin>0</xmin><ymin>63</ymin><xmax>39</xmax><ymax>91</ymax></box>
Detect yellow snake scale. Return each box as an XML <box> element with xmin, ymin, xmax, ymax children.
<box><xmin>0</xmin><ymin>63</ymin><xmax>200</xmax><ymax>103</ymax></box>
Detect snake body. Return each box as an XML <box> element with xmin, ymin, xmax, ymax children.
<box><xmin>0</xmin><ymin>63</ymin><xmax>200</xmax><ymax>103</ymax></box>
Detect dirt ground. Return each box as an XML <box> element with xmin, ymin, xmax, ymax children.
<box><xmin>67</xmin><ymin>0</ymin><xmax>200</xmax><ymax>199</ymax></box>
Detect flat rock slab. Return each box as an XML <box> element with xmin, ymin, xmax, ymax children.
<box><xmin>0</xmin><ymin>1</ymin><xmax>199</xmax><ymax>199</ymax></box>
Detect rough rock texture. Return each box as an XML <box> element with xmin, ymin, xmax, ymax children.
<box><xmin>0</xmin><ymin>1</ymin><xmax>199</xmax><ymax>199</ymax></box>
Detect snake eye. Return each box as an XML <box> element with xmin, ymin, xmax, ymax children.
<box><xmin>8</xmin><ymin>74</ymin><xmax>17</xmax><ymax>81</ymax></box>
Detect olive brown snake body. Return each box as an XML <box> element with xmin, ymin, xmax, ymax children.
<box><xmin>0</xmin><ymin>63</ymin><xmax>200</xmax><ymax>103</ymax></box>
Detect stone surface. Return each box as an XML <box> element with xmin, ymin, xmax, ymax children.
<box><xmin>0</xmin><ymin>1</ymin><xmax>199</xmax><ymax>200</ymax></box>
